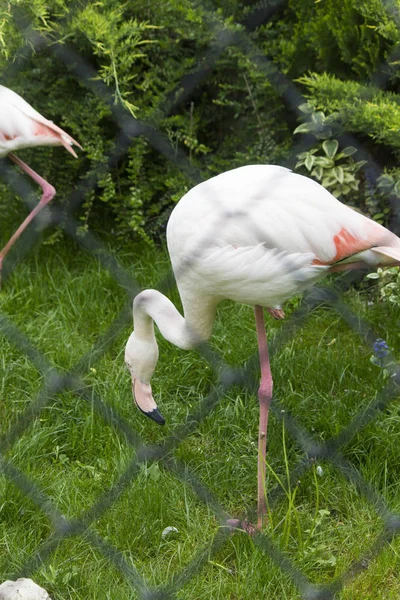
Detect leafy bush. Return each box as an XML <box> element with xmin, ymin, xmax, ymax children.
<box><xmin>264</xmin><ymin>0</ymin><xmax>400</xmax><ymax>80</ymax></box>
<box><xmin>3</xmin><ymin>0</ymin><xmax>400</xmax><ymax>241</ymax></box>
<box><xmin>293</xmin><ymin>75</ymin><xmax>400</xmax><ymax>223</ymax></box>
<box><xmin>297</xmin><ymin>73</ymin><xmax>400</xmax><ymax>158</ymax></box>
<box><xmin>295</xmin><ymin>140</ymin><xmax>365</xmax><ymax>200</ymax></box>
<box><xmin>1</xmin><ymin>1</ymin><xmax>159</xmax><ymax>239</ymax></box>
<box><xmin>293</xmin><ymin>104</ymin><xmax>366</xmax><ymax>202</ymax></box>
<box><xmin>0</xmin><ymin>0</ymin><xmax>290</xmax><ymax>241</ymax></box>
<box><xmin>366</xmin><ymin>267</ymin><xmax>400</xmax><ymax>307</ymax></box>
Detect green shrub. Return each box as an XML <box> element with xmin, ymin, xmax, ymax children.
<box><xmin>0</xmin><ymin>0</ymin><xmax>290</xmax><ymax>242</ymax></box>
<box><xmin>292</xmin><ymin>101</ymin><xmax>397</xmax><ymax>223</ymax></box>
<box><xmin>264</xmin><ymin>0</ymin><xmax>400</xmax><ymax>80</ymax></box>
<box><xmin>366</xmin><ymin>267</ymin><xmax>400</xmax><ymax>307</ymax></box>
<box><xmin>295</xmin><ymin>140</ymin><xmax>365</xmax><ymax>200</ymax></box>
<box><xmin>297</xmin><ymin>73</ymin><xmax>400</xmax><ymax>158</ymax></box>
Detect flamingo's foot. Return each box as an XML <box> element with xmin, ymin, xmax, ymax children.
<box><xmin>267</xmin><ymin>307</ymin><xmax>285</xmax><ymax>320</ymax></box>
<box><xmin>225</xmin><ymin>519</ymin><xmax>258</xmax><ymax>536</ymax></box>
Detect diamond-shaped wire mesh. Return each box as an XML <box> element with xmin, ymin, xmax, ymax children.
<box><xmin>1</xmin><ymin>2</ymin><xmax>400</xmax><ymax>599</ymax></box>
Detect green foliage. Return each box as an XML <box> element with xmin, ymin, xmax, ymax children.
<box><xmin>377</xmin><ymin>170</ymin><xmax>400</xmax><ymax>196</ymax></box>
<box><xmin>295</xmin><ymin>140</ymin><xmax>364</xmax><ymax>199</ymax></box>
<box><xmin>294</xmin><ymin>104</ymin><xmax>366</xmax><ymax>201</ymax></box>
<box><xmin>294</xmin><ymin>76</ymin><xmax>400</xmax><ymax>220</ymax></box>
<box><xmin>293</xmin><ymin>103</ymin><xmax>341</xmax><ymax>140</ymax></box>
<box><xmin>363</xmin><ymin>173</ymin><xmax>391</xmax><ymax>225</ymax></box>
<box><xmin>265</xmin><ymin>0</ymin><xmax>400</xmax><ymax>80</ymax></box>
<box><xmin>1</xmin><ymin>1</ymin><xmax>160</xmax><ymax>238</ymax></box>
<box><xmin>2</xmin><ymin>0</ymin><xmax>400</xmax><ymax>240</ymax></box>
<box><xmin>297</xmin><ymin>73</ymin><xmax>400</xmax><ymax>158</ymax></box>
<box><xmin>0</xmin><ymin>0</ymin><xmax>289</xmax><ymax>241</ymax></box>
<box><xmin>67</xmin><ymin>3</ymin><xmax>159</xmax><ymax>117</ymax></box>
<box><xmin>366</xmin><ymin>266</ymin><xmax>400</xmax><ymax>307</ymax></box>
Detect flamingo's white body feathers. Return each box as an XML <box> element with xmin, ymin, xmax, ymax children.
<box><xmin>125</xmin><ymin>165</ymin><xmax>400</xmax><ymax>423</ymax></box>
<box><xmin>167</xmin><ymin>165</ymin><xmax>399</xmax><ymax>312</ymax></box>
<box><xmin>168</xmin><ymin>166</ymin><xmax>397</xmax><ymax>263</ymax></box>
<box><xmin>0</xmin><ymin>85</ymin><xmax>81</xmax><ymax>158</ymax></box>
<box><xmin>195</xmin><ymin>244</ymin><xmax>325</xmax><ymax>307</ymax></box>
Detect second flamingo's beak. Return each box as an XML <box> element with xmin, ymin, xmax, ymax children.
<box><xmin>132</xmin><ymin>378</ymin><xmax>165</xmax><ymax>425</ymax></box>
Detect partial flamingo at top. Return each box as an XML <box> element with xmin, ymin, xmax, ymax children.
<box><xmin>0</xmin><ymin>85</ymin><xmax>81</xmax><ymax>157</ymax></box>
<box><xmin>0</xmin><ymin>85</ymin><xmax>82</xmax><ymax>286</ymax></box>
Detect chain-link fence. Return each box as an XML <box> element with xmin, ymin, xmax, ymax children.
<box><xmin>1</xmin><ymin>1</ymin><xmax>400</xmax><ymax>598</ymax></box>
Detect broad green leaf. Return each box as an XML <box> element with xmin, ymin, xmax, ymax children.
<box><xmin>341</xmin><ymin>146</ymin><xmax>358</xmax><ymax>157</ymax></box>
<box><xmin>305</xmin><ymin>154</ymin><xmax>315</xmax><ymax>171</ymax></box>
<box><xmin>322</xmin><ymin>139</ymin><xmax>339</xmax><ymax>159</ymax></box>
<box><xmin>353</xmin><ymin>160</ymin><xmax>368</xmax><ymax>171</ymax></box>
<box><xmin>298</xmin><ymin>102</ymin><xmax>314</xmax><ymax>114</ymax></box>
<box><xmin>343</xmin><ymin>172</ymin><xmax>355</xmax><ymax>183</ymax></box>
<box><xmin>294</xmin><ymin>122</ymin><xmax>313</xmax><ymax>134</ymax></box>
<box><xmin>332</xmin><ymin>165</ymin><xmax>344</xmax><ymax>183</ymax></box>
<box><xmin>322</xmin><ymin>176</ymin><xmax>337</xmax><ymax>187</ymax></box>
<box><xmin>311</xmin><ymin>166</ymin><xmax>323</xmax><ymax>180</ymax></box>
<box><xmin>313</xmin><ymin>157</ymin><xmax>335</xmax><ymax>168</ymax></box>
<box><xmin>311</xmin><ymin>111</ymin><xmax>325</xmax><ymax>125</ymax></box>
<box><xmin>377</xmin><ymin>174</ymin><xmax>395</xmax><ymax>187</ymax></box>
<box><xmin>297</xmin><ymin>149</ymin><xmax>317</xmax><ymax>158</ymax></box>
<box><xmin>317</xmin><ymin>128</ymin><xmax>333</xmax><ymax>139</ymax></box>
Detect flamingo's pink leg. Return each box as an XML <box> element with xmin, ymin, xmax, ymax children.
<box><xmin>254</xmin><ymin>305</ymin><xmax>273</xmax><ymax>530</ymax></box>
<box><xmin>0</xmin><ymin>153</ymin><xmax>55</xmax><ymax>287</ymax></box>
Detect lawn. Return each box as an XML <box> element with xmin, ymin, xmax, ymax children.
<box><xmin>1</xmin><ymin>230</ymin><xmax>400</xmax><ymax>599</ymax></box>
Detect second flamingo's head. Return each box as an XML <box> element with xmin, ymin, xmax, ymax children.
<box><xmin>124</xmin><ymin>331</ymin><xmax>165</xmax><ymax>425</ymax></box>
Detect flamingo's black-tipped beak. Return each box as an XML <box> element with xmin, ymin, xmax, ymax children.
<box><xmin>143</xmin><ymin>406</ymin><xmax>166</xmax><ymax>425</ymax></box>
<box><xmin>132</xmin><ymin>379</ymin><xmax>166</xmax><ymax>426</ymax></box>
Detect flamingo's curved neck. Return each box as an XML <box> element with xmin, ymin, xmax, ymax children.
<box><xmin>133</xmin><ymin>289</ymin><xmax>215</xmax><ymax>350</ymax></box>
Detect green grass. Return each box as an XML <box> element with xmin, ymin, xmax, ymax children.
<box><xmin>1</xmin><ymin>233</ymin><xmax>400</xmax><ymax>599</ymax></box>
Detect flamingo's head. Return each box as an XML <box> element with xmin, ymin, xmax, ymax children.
<box><xmin>124</xmin><ymin>331</ymin><xmax>165</xmax><ymax>425</ymax></box>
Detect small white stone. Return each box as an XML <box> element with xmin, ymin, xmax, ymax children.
<box><xmin>316</xmin><ymin>465</ymin><xmax>323</xmax><ymax>477</ymax></box>
<box><xmin>162</xmin><ymin>526</ymin><xmax>179</xmax><ymax>538</ymax></box>
<box><xmin>0</xmin><ymin>579</ymin><xmax>51</xmax><ymax>600</ymax></box>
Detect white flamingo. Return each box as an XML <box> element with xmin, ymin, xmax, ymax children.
<box><xmin>0</xmin><ymin>85</ymin><xmax>81</xmax><ymax>285</ymax></box>
<box><xmin>125</xmin><ymin>164</ymin><xmax>400</xmax><ymax>530</ymax></box>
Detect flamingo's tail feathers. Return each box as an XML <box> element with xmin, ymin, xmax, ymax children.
<box><xmin>371</xmin><ymin>246</ymin><xmax>400</xmax><ymax>265</ymax></box>
<box><xmin>133</xmin><ymin>380</ymin><xmax>165</xmax><ymax>425</ymax></box>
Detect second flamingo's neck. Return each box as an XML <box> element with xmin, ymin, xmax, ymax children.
<box><xmin>133</xmin><ymin>289</ymin><xmax>214</xmax><ymax>351</ymax></box>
